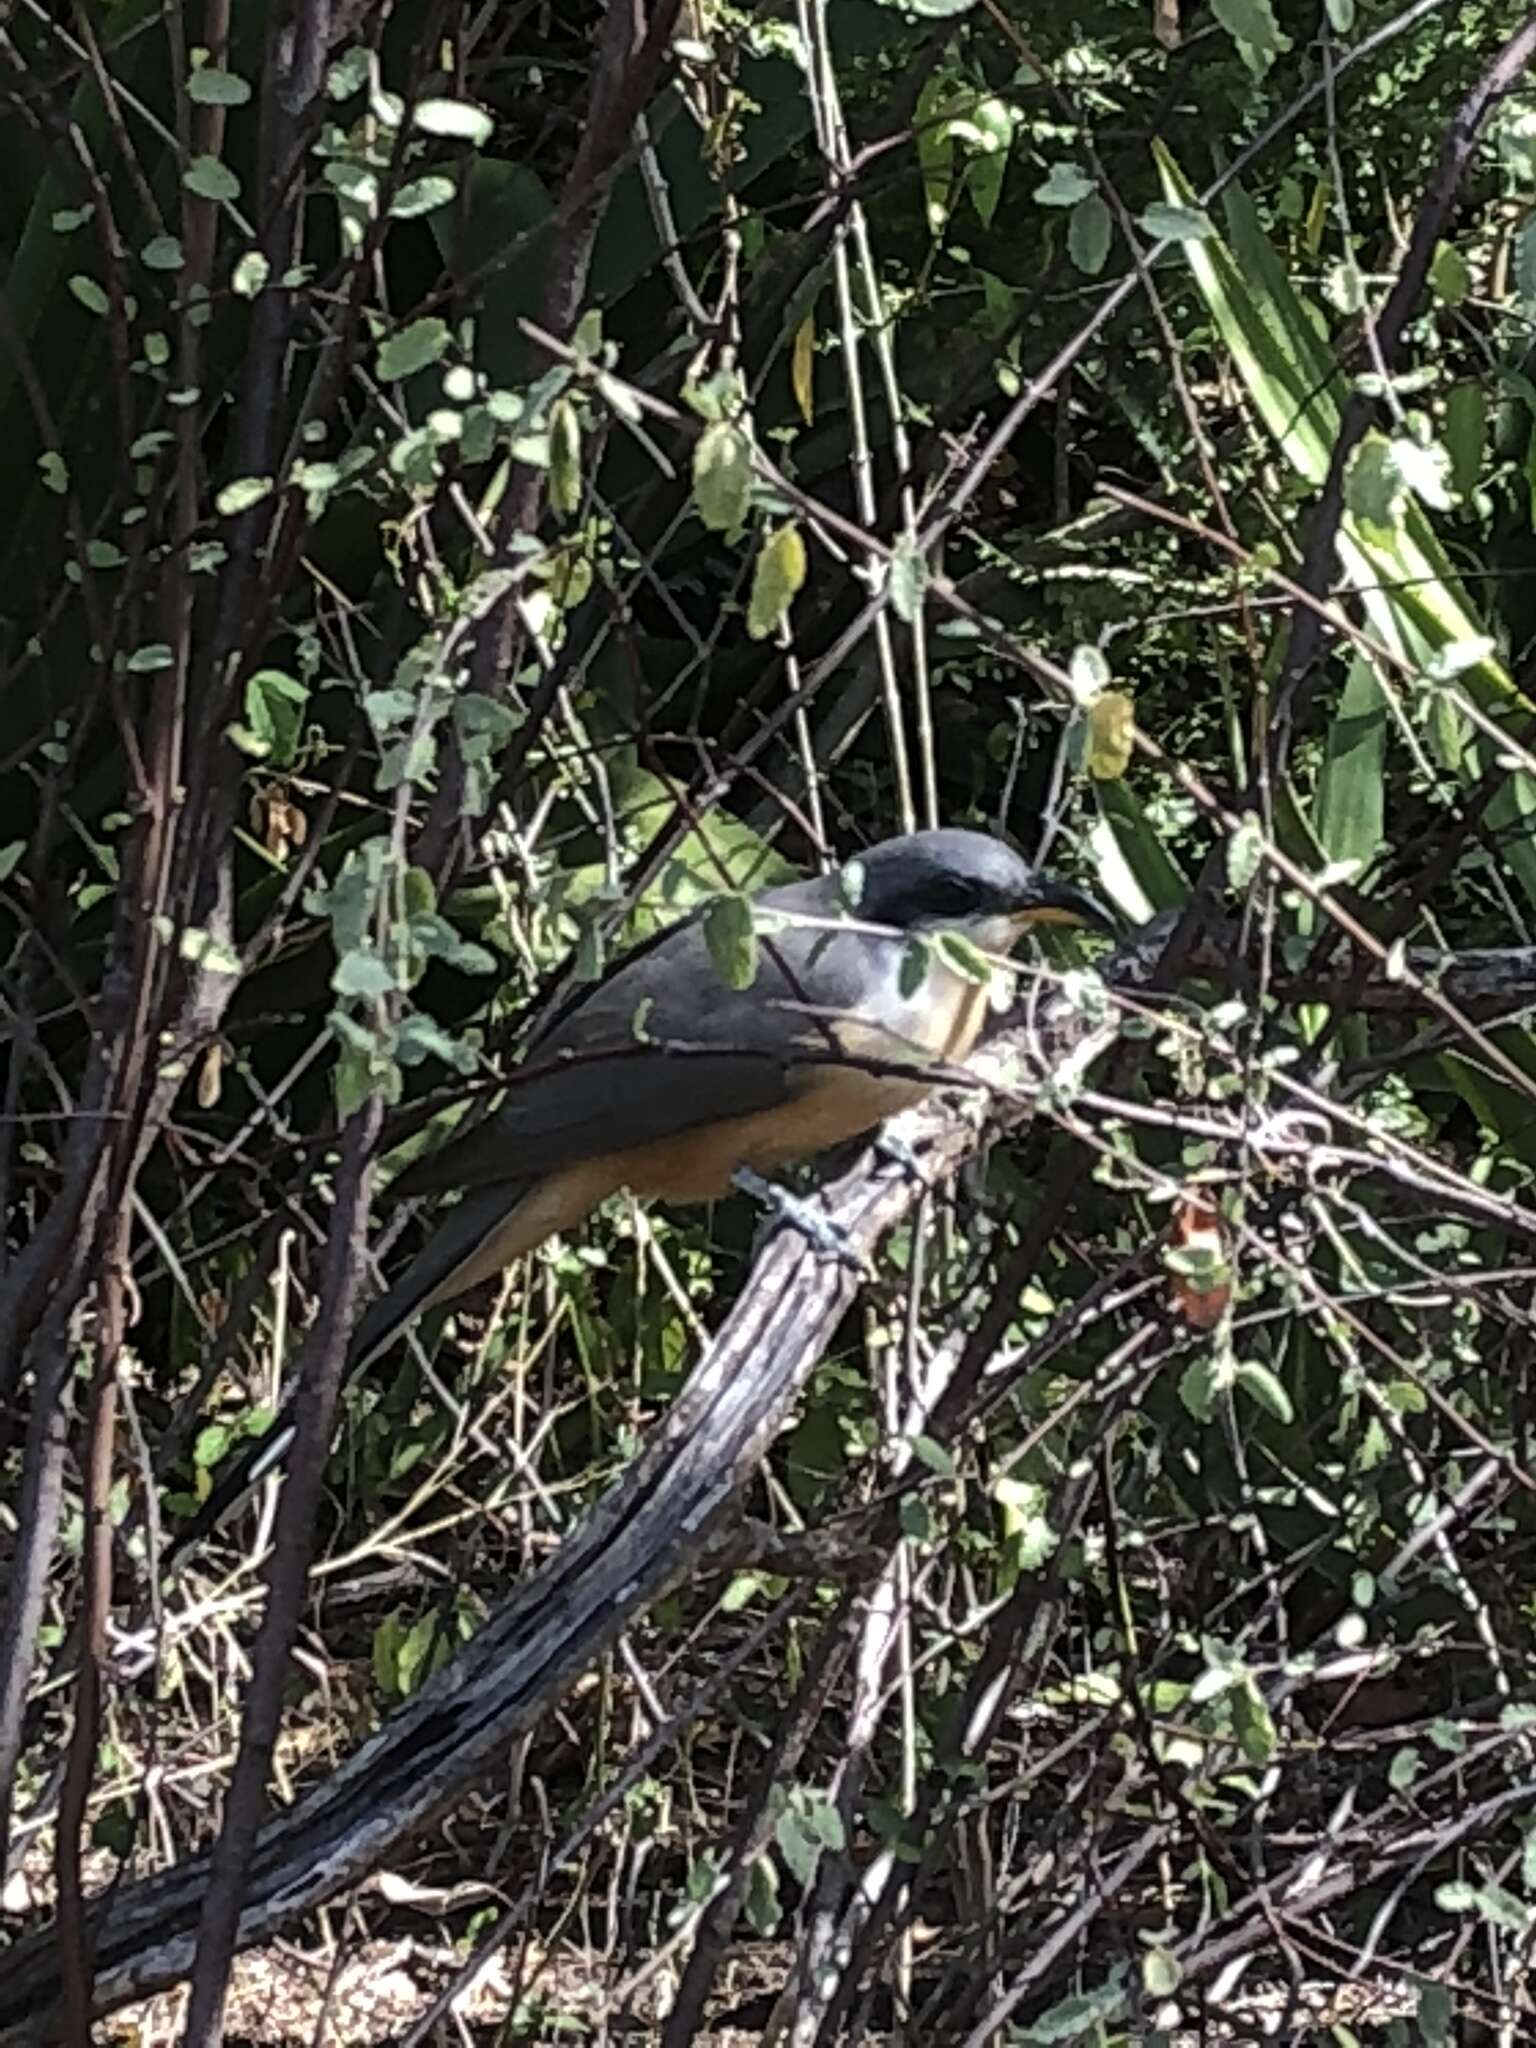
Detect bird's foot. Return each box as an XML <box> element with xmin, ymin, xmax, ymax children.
<box><xmin>732</xmin><ymin>1167</ymin><xmax>865</xmax><ymax>1272</ymax></box>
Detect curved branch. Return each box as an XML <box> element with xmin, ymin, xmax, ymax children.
<box><xmin>0</xmin><ymin>929</ymin><xmax>1167</xmax><ymax>2034</ymax></box>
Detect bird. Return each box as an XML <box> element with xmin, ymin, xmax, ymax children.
<box><xmin>173</xmin><ymin>828</ymin><xmax>1108</xmax><ymax>1557</ymax></box>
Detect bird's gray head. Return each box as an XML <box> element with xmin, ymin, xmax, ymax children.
<box><xmin>838</xmin><ymin>829</ymin><xmax>1111</xmax><ymax>948</ymax></box>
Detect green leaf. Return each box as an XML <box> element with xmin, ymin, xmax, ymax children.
<box><xmin>216</xmin><ymin>475</ymin><xmax>273</xmax><ymax>516</ymax></box>
<box><xmin>377</xmin><ymin>317</ymin><xmax>450</xmax><ymax>380</ymax></box>
<box><xmin>1179</xmin><ymin>1351</ymin><xmax>1222</xmax><ymax>1423</ymax></box>
<box><xmin>1416</xmin><ymin>1983</ymin><xmax>1453</xmax><ymax>2046</ymax></box>
<box><xmin>194</xmin><ymin>1424</ymin><xmax>232</xmax><ymax>1469</ymax></box>
<box><xmin>397</xmin><ymin>1014</ymin><xmax>476</xmax><ymax>1073</ymax></box>
<box><xmin>68</xmin><ymin>275</ymin><xmax>109</xmax><ymax>316</ymax></box>
<box><xmin>126</xmin><ymin>644</ymin><xmax>174</xmax><ymax>674</ymax></box>
<box><xmin>183</xmin><ymin>155</ymin><xmax>241</xmax><ymax>203</ymax></box>
<box><xmin>1033</xmin><ymin>163</ymin><xmax>1092</xmax><ymax>208</ymax></box>
<box><xmin>692</xmin><ymin>421</ymin><xmax>752</xmax><ymax>533</ymax></box>
<box><xmin>1085</xmin><ymin>689</ymin><xmax>1134</xmax><ymax>781</ymax></box>
<box><xmin>1232</xmin><ymin>1675</ymin><xmax>1278</xmax><ymax>1764</ymax></box>
<box><xmin>1314</xmin><ymin>656</ymin><xmax>1384</xmax><ymax>875</ymax></box>
<box><xmin>1445</xmin><ymin>381</ymin><xmax>1487</xmax><ymax>499</ymax></box>
<box><xmin>1068</xmin><ymin>192</ymin><xmax>1112</xmax><ymax>275</ymax></box>
<box><xmin>412</xmin><ymin>97</ymin><xmax>494</xmax><ymax>146</ymax></box>
<box><xmin>547</xmin><ymin>395</ymin><xmax>581</xmax><ymax>518</ymax></box>
<box><xmin>703</xmin><ymin>892</ymin><xmax>758</xmax><ymax>990</ymax></box>
<box><xmin>934</xmin><ymin>930</ymin><xmax>993</xmax><ymax>985</ymax></box>
<box><xmin>0</xmin><ymin>842</ymin><xmax>25</xmax><ymax>883</ymax></box>
<box><xmin>327</xmin><ymin>48</ymin><xmax>370</xmax><ymax>100</ymax></box>
<box><xmin>1142</xmin><ymin>1950</ymin><xmax>1181</xmax><ymax>1999</ymax></box>
<box><xmin>188</xmin><ymin>66</ymin><xmax>252</xmax><ymax>105</ymax></box>
<box><xmin>888</xmin><ymin>537</ymin><xmax>928</xmax><ymax>623</ymax></box>
<box><xmin>1212</xmin><ymin>0</ymin><xmax>1291</xmax><ymax>75</ymax></box>
<box><xmin>333</xmin><ymin>950</ymin><xmax>396</xmax><ymax>1000</ymax></box>
<box><xmin>232</xmin><ymin>250</ymin><xmax>269</xmax><ymax>298</ymax></box>
<box><xmin>774</xmin><ymin>1808</ymin><xmax>821</xmax><ymax>1888</ymax></box>
<box><xmin>141</xmin><ymin>236</ymin><xmax>184</xmax><ymax>270</ymax></box>
<box><xmin>1235</xmin><ymin>1358</ymin><xmax>1294</xmax><ymax>1425</ymax></box>
<box><xmin>390</xmin><ymin>174</ymin><xmax>457</xmax><ymax>219</ymax></box>
<box><xmin>746</xmin><ymin>522</ymin><xmax>807</xmax><ymax>641</ymax></box>
<box><xmin>1326</xmin><ymin>0</ymin><xmax>1355</xmax><ymax>26</ymax></box>
<box><xmin>1429</xmin><ymin>241</ymin><xmax>1471</xmax><ymax>307</ymax></box>
<box><xmin>1140</xmin><ymin>202</ymin><xmax>1213</xmax><ymax>242</ymax></box>
<box><xmin>963</xmin><ymin>97</ymin><xmax>1014</xmax><ymax>225</ymax></box>
<box><xmin>243</xmin><ymin>668</ymin><xmax>308</xmax><ymax>767</ymax></box>
<box><xmin>1153</xmin><ymin>148</ymin><xmax>1341</xmax><ymax>485</ymax></box>
<box><xmin>1090</xmin><ymin>780</ymin><xmax>1189</xmax><ymax>917</ymax></box>
<box><xmin>909</xmin><ymin>1434</ymin><xmax>955</xmax><ymax>1477</ymax></box>
<box><xmin>37</xmin><ymin>452</ymin><xmax>68</xmax><ymax>495</ymax></box>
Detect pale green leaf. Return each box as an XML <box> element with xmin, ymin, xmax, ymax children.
<box><xmin>216</xmin><ymin>475</ymin><xmax>273</xmax><ymax>515</ymax></box>
<box><xmin>183</xmin><ymin>155</ymin><xmax>241</xmax><ymax>203</ymax></box>
<box><xmin>390</xmin><ymin>174</ymin><xmax>457</xmax><ymax>219</ymax></box>
<box><xmin>411</xmin><ymin>97</ymin><xmax>493</xmax><ymax>146</ymax></box>
<box><xmin>1140</xmin><ymin>201</ymin><xmax>1213</xmax><ymax>242</ymax></box>
<box><xmin>1034</xmin><ymin>163</ymin><xmax>1092</xmax><ymax>208</ymax></box>
<box><xmin>888</xmin><ymin>536</ymin><xmax>928</xmax><ymax>623</ymax></box>
<box><xmin>188</xmin><ymin>67</ymin><xmax>252</xmax><ymax>106</ymax></box>
<box><xmin>377</xmin><ymin>317</ymin><xmax>449</xmax><ymax>380</ymax></box>
<box><xmin>69</xmin><ymin>275</ymin><xmax>109</xmax><ymax>316</ymax></box>
<box><xmin>692</xmin><ymin>421</ymin><xmax>752</xmax><ymax>533</ymax></box>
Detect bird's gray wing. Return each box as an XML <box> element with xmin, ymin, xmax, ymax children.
<box><xmin>393</xmin><ymin>1045</ymin><xmax>800</xmax><ymax>1197</ymax></box>
<box><xmin>393</xmin><ymin>901</ymin><xmax>864</xmax><ymax>1200</ymax></box>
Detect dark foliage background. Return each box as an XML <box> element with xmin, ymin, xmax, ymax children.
<box><xmin>5</xmin><ymin>0</ymin><xmax>1536</xmax><ymax>2040</ymax></box>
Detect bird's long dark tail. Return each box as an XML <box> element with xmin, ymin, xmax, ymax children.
<box><xmin>165</xmin><ymin>1184</ymin><xmax>534</xmax><ymax>1570</ymax></box>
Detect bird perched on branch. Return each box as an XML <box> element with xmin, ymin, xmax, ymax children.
<box><xmin>178</xmin><ymin>828</ymin><xmax>1107</xmax><ymax>1555</ymax></box>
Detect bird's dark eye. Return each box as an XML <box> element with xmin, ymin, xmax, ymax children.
<box><xmin>916</xmin><ymin>873</ymin><xmax>986</xmax><ymax>918</ymax></box>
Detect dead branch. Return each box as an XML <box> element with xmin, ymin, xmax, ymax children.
<box><xmin>0</xmin><ymin>924</ymin><xmax>1167</xmax><ymax>2035</ymax></box>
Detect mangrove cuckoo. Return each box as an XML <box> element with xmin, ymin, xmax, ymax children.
<box><xmin>176</xmin><ymin>829</ymin><xmax>1106</xmax><ymax>1554</ymax></box>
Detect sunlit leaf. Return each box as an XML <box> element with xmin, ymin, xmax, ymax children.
<box><xmin>693</xmin><ymin>421</ymin><xmax>752</xmax><ymax>533</ymax></box>
<box><xmin>1085</xmin><ymin>689</ymin><xmax>1134</xmax><ymax>780</ymax></box>
<box><xmin>746</xmin><ymin>522</ymin><xmax>807</xmax><ymax>641</ymax></box>
<box><xmin>377</xmin><ymin>317</ymin><xmax>449</xmax><ymax>381</ymax></box>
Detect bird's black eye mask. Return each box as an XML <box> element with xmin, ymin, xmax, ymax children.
<box><xmin>836</xmin><ymin>854</ymin><xmax>990</xmax><ymax>929</ymax></box>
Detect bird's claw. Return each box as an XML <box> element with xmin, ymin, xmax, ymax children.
<box><xmin>874</xmin><ymin>1131</ymin><xmax>930</xmax><ymax>1188</ymax></box>
<box><xmin>732</xmin><ymin>1167</ymin><xmax>866</xmax><ymax>1273</ymax></box>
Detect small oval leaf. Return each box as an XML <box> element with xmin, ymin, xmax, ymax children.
<box><xmin>746</xmin><ymin>522</ymin><xmax>807</xmax><ymax>641</ymax></box>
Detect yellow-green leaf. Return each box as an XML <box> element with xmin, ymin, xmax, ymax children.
<box><xmin>791</xmin><ymin>314</ymin><xmax>815</xmax><ymax>426</ymax></box>
<box><xmin>746</xmin><ymin>521</ymin><xmax>807</xmax><ymax>641</ymax></box>
<box><xmin>548</xmin><ymin>396</ymin><xmax>580</xmax><ymax>519</ymax></box>
<box><xmin>703</xmin><ymin>892</ymin><xmax>758</xmax><ymax>990</ymax></box>
<box><xmin>1085</xmin><ymin>689</ymin><xmax>1135</xmax><ymax>780</ymax></box>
